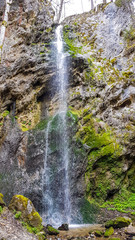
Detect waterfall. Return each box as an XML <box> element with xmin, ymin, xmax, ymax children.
<box><xmin>42</xmin><ymin>25</ymin><xmax>71</xmax><ymax>226</ymax></box>
<box><xmin>0</xmin><ymin>0</ymin><xmax>12</xmax><ymax>56</ymax></box>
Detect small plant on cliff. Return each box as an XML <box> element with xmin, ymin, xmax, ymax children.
<box><xmin>15</xmin><ymin>211</ymin><xmax>22</xmax><ymax>219</ymax></box>
<box><xmin>0</xmin><ymin>206</ymin><xmax>3</xmax><ymax>214</ymax></box>
<box><xmin>63</xmin><ymin>25</ymin><xmax>82</xmax><ymax>57</ymax></box>
<box><xmin>115</xmin><ymin>0</ymin><xmax>133</xmax><ymax>7</ymax></box>
<box><xmin>123</xmin><ymin>26</ymin><xmax>135</xmax><ymax>41</ymax></box>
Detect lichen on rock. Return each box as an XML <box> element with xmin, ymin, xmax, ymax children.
<box><xmin>0</xmin><ymin>193</ymin><xmax>6</xmax><ymax>207</ymax></box>
<box><xmin>105</xmin><ymin>217</ymin><xmax>132</xmax><ymax>228</ymax></box>
<box><xmin>9</xmin><ymin>195</ymin><xmax>42</xmax><ymax>228</ymax></box>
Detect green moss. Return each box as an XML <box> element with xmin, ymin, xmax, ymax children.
<box><xmin>109</xmin><ymin>238</ymin><xmax>121</xmax><ymax>240</ymax></box>
<box><xmin>95</xmin><ymin>230</ymin><xmax>103</xmax><ymax>236</ymax></box>
<box><xmin>2</xmin><ymin>20</ymin><xmax>7</xmax><ymax>27</ymax></box>
<box><xmin>34</xmin><ymin>118</ymin><xmax>51</xmax><ymax>130</ymax></box>
<box><xmin>0</xmin><ymin>193</ymin><xmax>6</xmax><ymax>207</ymax></box>
<box><xmin>63</xmin><ymin>25</ymin><xmax>82</xmax><ymax>57</ymax></box>
<box><xmin>0</xmin><ymin>206</ymin><xmax>3</xmax><ymax>214</ymax></box>
<box><xmin>71</xmin><ymin>107</ymin><xmax>123</xmax><ymax>201</ymax></box>
<box><xmin>22</xmin><ymin>221</ymin><xmax>44</xmax><ymax>238</ymax></box>
<box><xmin>101</xmin><ymin>189</ymin><xmax>135</xmax><ymax>214</ymax></box>
<box><xmin>110</xmin><ymin>58</ymin><xmax>117</xmax><ymax>64</ymax></box>
<box><xmin>67</xmin><ymin>109</ymin><xmax>79</xmax><ymax>123</ymax></box>
<box><xmin>47</xmin><ymin>226</ymin><xmax>59</xmax><ymax>235</ymax></box>
<box><xmin>104</xmin><ymin>227</ymin><xmax>114</xmax><ymax>237</ymax></box>
<box><xmin>105</xmin><ymin>217</ymin><xmax>132</xmax><ymax>228</ymax></box>
<box><xmin>9</xmin><ymin>195</ymin><xmax>42</xmax><ymax>228</ymax></box>
<box><xmin>15</xmin><ymin>211</ymin><xmax>22</xmax><ymax>219</ymax></box>
<box><xmin>115</xmin><ymin>0</ymin><xmax>132</xmax><ymax>7</ymax></box>
<box><xmin>123</xmin><ymin>26</ymin><xmax>135</xmax><ymax>41</ymax></box>
<box><xmin>122</xmin><ymin>71</ymin><xmax>134</xmax><ymax>78</ymax></box>
<box><xmin>80</xmin><ymin>199</ymin><xmax>100</xmax><ymax>223</ymax></box>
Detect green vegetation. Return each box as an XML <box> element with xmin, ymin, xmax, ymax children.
<box><xmin>34</xmin><ymin>118</ymin><xmax>51</xmax><ymax>131</ymax></box>
<box><xmin>123</xmin><ymin>26</ymin><xmax>135</xmax><ymax>41</ymax></box>
<box><xmin>22</xmin><ymin>221</ymin><xmax>45</xmax><ymax>239</ymax></box>
<box><xmin>69</xmin><ymin>107</ymin><xmax>124</xmax><ymax>201</ymax></box>
<box><xmin>9</xmin><ymin>195</ymin><xmax>45</xmax><ymax>239</ymax></box>
<box><xmin>105</xmin><ymin>217</ymin><xmax>132</xmax><ymax>228</ymax></box>
<box><xmin>104</xmin><ymin>227</ymin><xmax>114</xmax><ymax>237</ymax></box>
<box><xmin>0</xmin><ymin>206</ymin><xmax>3</xmax><ymax>214</ymax></box>
<box><xmin>95</xmin><ymin>230</ymin><xmax>103</xmax><ymax>237</ymax></box>
<box><xmin>2</xmin><ymin>20</ymin><xmax>7</xmax><ymax>27</ymax></box>
<box><xmin>109</xmin><ymin>238</ymin><xmax>121</xmax><ymax>240</ymax></box>
<box><xmin>80</xmin><ymin>198</ymin><xmax>100</xmax><ymax>223</ymax></box>
<box><xmin>47</xmin><ymin>226</ymin><xmax>59</xmax><ymax>235</ymax></box>
<box><xmin>0</xmin><ymin>193</ymin><xmax>6</xmax><ymax>207</ymax></box>
<box><xmin>67</xmin><ymin>107</ymin><xmax>80</xmax><ymax>123</ymax></box>
<box><xmin>101</xmin><ymin>189</ymin><xmax>135</xmax><ymax>214</ymax></box>
<box><xmin>63</xmin><ymin>25</ymin><xmax>82</xmax><ymax>57</ymax></box>
<box><xmin>115</xmin><ymin>0</ymin><xmax>132</xmax><ymax>7</ymax></box>
<box><xmin>14</xmin><ymin>211</ymin><xmax>22</xmax><ymax>219</ymax></box>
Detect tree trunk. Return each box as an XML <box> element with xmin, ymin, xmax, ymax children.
<box><xmin>103</xmin><ymin>0</ymin><xmax>106</xmax><ymax>3</ymax></box>
<box><xmin>57</xmin><ymin>0</ymin><xmax>64</xmax><ymax>23</ymax></box>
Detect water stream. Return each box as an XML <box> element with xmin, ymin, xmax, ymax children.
<box><xmin>42</xmin><ymin>25</ymin><xmax>71</xmax><ymax>226</ymax></box>
<box><xmin>0</xmin><ymin>0</ymin><xmax>12</xmax><ymax>56</ymax></box>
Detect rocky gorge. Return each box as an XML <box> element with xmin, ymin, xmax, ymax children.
<box><xmin>0</xmin><ymin>0</ymin><xmax>135</xmax><ymax>239</ymax></box>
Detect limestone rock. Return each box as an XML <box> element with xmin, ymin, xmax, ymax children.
<box><xmin>0</xmin><ymin>207</ymin><xmax>38</xmax><ymax>240</ymax></box>
<box><xmin>9</xmin><ymin>195</ymin><xmax>42</xmax><ymax>228</ymax></box>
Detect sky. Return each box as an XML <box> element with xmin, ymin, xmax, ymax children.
<box><xmin>52</xmin><ymin>0</ymin><xmax>135</xmax><ymax>21</ymax></box>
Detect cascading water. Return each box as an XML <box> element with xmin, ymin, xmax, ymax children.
<box><xmin>0</xmin><ymin>0</ymin><xmax>12</xmax><ymax>56</ymax></box>
<box><xmin>42</xmin><ymin>25</ymin><xmax>71</xmax><ymax>226</ymax></box>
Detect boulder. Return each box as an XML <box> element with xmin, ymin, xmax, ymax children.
<box><xmin>0</xmin><ymin>193</ymin><xmax>6</xmax><ymax>207</ymax></box>
<box><xmin>8</xmin><ymin>195</ymin><xmax>42</xmax><ymax>228</ymax></box>
<box><xmin>105</xmin><ymin>217</ymin><xmax>132</xmax><ymax>229</ymax></box>
<box><xmin>58</xmin><ymin>223</ymin><xmax>69</xmax><ymax>231</ymax></box>
<box><xmin>104</xmin><ymin>227</ymin><xmax>114</xmax><ymax>237</ymax></box>
<box><xmin>46</xmin><ymin>225</ymin><xmax>59</xmax><ymax>235</ymax></box>
<box><xmin>95</xmin><ymin>230</ymin><xmax>103</xmax><ymax>237</ymax></box>
<box><xmin>125</xmin><ymin>226</ymin><xmax>135</xmax><ymax>236</ymax></box>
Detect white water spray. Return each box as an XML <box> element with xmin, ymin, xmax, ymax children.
<box><xmin>42</xmin><ymin>25</ymin><xmax>71</xmax><ymax>226</ymax></box>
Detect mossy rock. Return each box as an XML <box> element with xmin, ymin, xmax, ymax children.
<box><xmin>8</xmin><ymin>195</ymin><xmax>42</xmax><ymax>228</ymax></box>
<box><xmin>0</xmin><ymin>193</ymin><xmax>6</xmax><ymax>207</ymax></box>
<box><xmin>105</xmin><ymin>217</ymin><xmax>132</xmax><ymax>229</ymax></box>
<box><xmin>104</xmin><ymin>227</ymin><xmax>114</xmax><ymax>237</ymax></box>
<box><xmin>46</xmin><ymin>226</ymin><xmax>59</xmax><ymax>235</ymax></box>
<box><xmin>95</xmin><ymin>230</ymin><xmax>103</xmax><ymax>237</ymax></box>
<box><xmin>109</xmin><ymin>238</ymin><xmax>121</xmax><ymax>240</ymax></box>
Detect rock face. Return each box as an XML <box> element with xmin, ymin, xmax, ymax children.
<box><xmin>63</xmin><ymin>2</ymin><xmax>135</xmax><ymax>203</ymax></box>
<box><xmin>0</xmin><ymin>0</ymin><xmax>135</xmax><ymax>224</ymax></box>
<box><xmin>0</xmin><ymin>0</ymin><xmax>5</xmax><ymax>21</ymax></box>
<box><xmin>0</xmin><ymin>207</ymin><xmax>38</xmax><ymax>240</ymax></box>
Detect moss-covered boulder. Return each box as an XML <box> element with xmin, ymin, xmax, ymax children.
<box><xmin>95</xmin><ymin>230</ymin><xmax>103</xmax><ymax>237</ymax></box>
<box><xmin>46</xmin><ymin>225</ymin><xmax>59</xmax><ymax>235</ymax></box>
<box><xmin>8</xmin><ymin>195</ymin><xmax>42</xmax><ymax>228</ymax></box>
<box><xmin>0</xmin><ymin>193</ymin><xmax>6</xmax><ymax>207</ymax></box>
<box><xmin>104</xmin><ymin>227</ymin><xmax>114</xmax><ymax>237</ymax></box>
<box><xmin>109</xmin><ymin>238</ymin><xmax>121</xmax><ymax>240</ymax></box>
<box><xmin>105</xmin><ymin>217</ymin><xmax>132</xmax><ymax>229</ymax></box>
